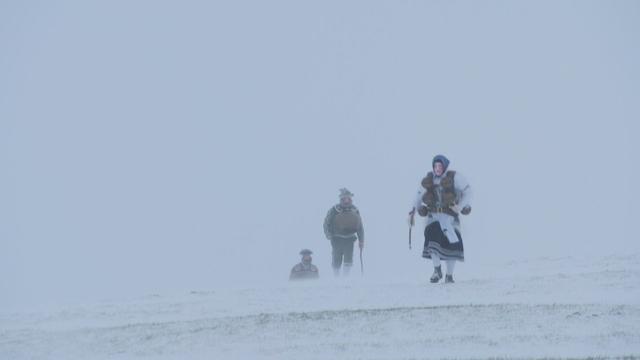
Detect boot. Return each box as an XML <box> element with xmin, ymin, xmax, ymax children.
<box><xmin>430</xmin><ymin>266</ymin><xmax>442</xmax><ymax>283</ymax></box>
<box><xmin>445</xmin><ymin>274</ymin><xmax>454</xmax><ymax>283</ymax></box>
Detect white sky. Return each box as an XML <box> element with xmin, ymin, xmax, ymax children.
<box><xmin>1</xmin><ymin>0</ymin><xmax>639</xmax><ymax>309</ymax></box>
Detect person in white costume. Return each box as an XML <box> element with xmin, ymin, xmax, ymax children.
<box><xmin>409</xmin><ymin>155</ymin><xmax>472</xmax><ymax>283</ymax></box>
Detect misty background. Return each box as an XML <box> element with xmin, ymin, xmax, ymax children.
<box><xmin>1</xmin><ymin>0</ymin><xmax>638</xmax><ymax>310</ymax></box>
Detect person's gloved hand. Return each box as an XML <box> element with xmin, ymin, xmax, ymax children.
<box><xmin>417</xmin><ymin>206</ymin><xmax>428</xmax><ymax>217</ymax></box>
<box><xmin>461</xmin><ymin>206</ymin><xmax>472</xmax><ymax>215</ymax></box>
<box><xmin>358</xmin><ymin>240</ymin><xmax>364</xmax><ymax>250</ymax></box>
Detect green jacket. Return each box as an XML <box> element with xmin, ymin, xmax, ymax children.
<box><xmin>323</xmin><ymin>204</ymin><xmax>364</xmax><ymax>242</ymax></box>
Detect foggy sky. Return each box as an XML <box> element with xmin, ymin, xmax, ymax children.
<box><xmin>1</xmin><ymin>0</ymin><xmax>639</xmax><ymax>309</ymax></box>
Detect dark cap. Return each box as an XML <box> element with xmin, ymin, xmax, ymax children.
<box><xmin>299</xmin><ymin>249</ymin><xmax>313</xmax><ymax>256</ymax></box>
<box><xmin>339</xmin><ymin>188</ymin><xmax>354</xmax><ymax>199</ymax></box>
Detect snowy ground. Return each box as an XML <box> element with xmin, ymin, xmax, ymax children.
<box><xmin>2</xmin><ymin>253</ymin><xmax>639</xmax><ymax>360</ymax></box>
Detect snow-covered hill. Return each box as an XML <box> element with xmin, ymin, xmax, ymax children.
<box><xmin>2</xmin><ymin>253</ymin><xmax>639</xmax><ymax>359</ymax></box>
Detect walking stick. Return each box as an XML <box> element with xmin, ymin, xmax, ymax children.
<box><xmin>408</xmin><ymin>210</ymin><xmax>415</xmax><ymax>249</ymax></box>
<box><xmin>359</xmin><ymin>247</ymin><xmax>364</xmax><ymax>276</ymax></box>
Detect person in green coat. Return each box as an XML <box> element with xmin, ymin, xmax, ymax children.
<box><xmin>324</xmin><ymin>188</ymin><xmax>364</xmax><ymax>277</ymax></box>
<box><xmin>289</xmin><ymin>249</ymin><xmax>319</xmax><ymax>281</ymax></box>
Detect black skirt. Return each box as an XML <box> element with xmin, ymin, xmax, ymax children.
<box><xmin>422</xmin><ymin>221</ymin><xmax>464</xmax><ymax>261</ymax></box>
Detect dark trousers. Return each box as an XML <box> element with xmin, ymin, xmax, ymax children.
<box><xmin>331</xmin><ymin>237</ymin><xmax>356</xmax><ymax>269</ymax></box>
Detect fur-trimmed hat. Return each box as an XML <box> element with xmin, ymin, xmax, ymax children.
<box><xmin>299</xmin><ymin>249</ymin><xmax>313</xmax><ymax>256</ymax></box>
